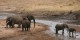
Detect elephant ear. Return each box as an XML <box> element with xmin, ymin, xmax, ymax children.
<box><xmin>23</xmin><ymin>17</ymin><xmax>27</xmax><ymax>20</ymax></box>
<box><xmin>55</xmin><ymin>24</ymin><xmax>60</xmax><ymax>28</ymax></box>
<box><xmin>27</xmin><ymin>15</ymin><xmax>35</xmax><ymax>28</ymax></box>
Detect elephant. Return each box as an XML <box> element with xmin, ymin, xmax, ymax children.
<box><xmin>6</xmin><ymin>15</ymin><xmax>35</xmax><ymax>28</ymax></box>
<box><xmin>55</xmin><ymin>24</ymin><xmax>69</xmax><ymax>35</ymax></box>
<box><xmin>6</xmin><ymin>15</ymin><xmax>23</xmax><ymax>28</ymax></box>
<box><xmin>68</xmin><ymin>28</ymin><xmax>76</xmax><ymax>37</ymax></box>
<box><xmin>22</xmin><ymin>15</ymin><xmax>35</xmax><ymax>28</ymax></box>
<box><xmin>6</xmin><ymin>17</ymin><xmax>14</xmax><ymax>28</ymax></box>
<box><xmin>22</xmin><ymin>17</ymin><xmax>31</xmax><ymax>31</ymax></box>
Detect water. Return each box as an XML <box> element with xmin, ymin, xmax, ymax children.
<box><xmin>0</xmin><ymin>12</ymin><xmax>16</xmax><ymax>19</ymax></box>
<box><xmin>36</xmin><ymin>19</ymin><xmax>80</xmax><ymax>40</ymax></box>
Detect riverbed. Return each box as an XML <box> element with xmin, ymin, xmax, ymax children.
<box><xmin>0</xmin><ymin>12</ymin><xmax>80</xmax><ymax>40</ymax></box>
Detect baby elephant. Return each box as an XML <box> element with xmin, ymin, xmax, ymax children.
<box><xmin>22</xmin><ymin>17</ymin><xmax>31</xmax><ymax>31</ymax></box>
<box><xmin>68</xmin><ymin>28</ymin><xmax>76</xmax><ymax>37</ymax></box>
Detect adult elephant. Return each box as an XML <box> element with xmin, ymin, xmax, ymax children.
<box><xmin>22</xmin><ymin>17</ymin><xmax>31</xmax><ymax>31</ymax></box>
<box><xmin>55</xmin><ymin>24</ymin><xmax>69</xmax><ymax>35</ymax></box>
<box><xmin>6</xmin><ymin>15</ymin><xmax>23</xmax><ymax>28</ymax></box>
<box><xmin>6</xmin><ymin>14</ymin><xmax>35</xmax><ymax>28</ymax></box>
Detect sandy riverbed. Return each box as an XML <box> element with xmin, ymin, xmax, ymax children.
<box><xmin>0</xmin><ymin>20</ymin><xmax>57</xmax><ymax>40</ymax></box>
<box><xmin>0</xmin><ymin>19</ymin><xmax>80</xmax><ymax>40</ymax></box>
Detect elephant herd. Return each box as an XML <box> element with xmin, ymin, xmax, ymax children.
<box><xmin>55</xmin><ymin>24</ymin><xmax>76</xmax><ymax>37</ymax></box>
<box><xmin>6</xmin><ymin>14</ymin><xmax>35</xmax><ymax>31</ymax></box>
<box><xmin>5</xmin><ymin>14</ymin><xmax>76</xmax><ymax>37</ymax></box>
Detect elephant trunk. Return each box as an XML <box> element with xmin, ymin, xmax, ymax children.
<box><xmin>33</xmin><ymin>18</ymin><xmax>35</xmax><ymax>28</ymax></box>
<box><xmin>27</xmin><ymin>15</ymin><xmax>35</xmax><ymax>28</ymax></box>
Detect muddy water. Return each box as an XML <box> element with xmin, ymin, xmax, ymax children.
<box><xmin>0</xmin><ymin>12</ymin><xmax>80</xmax><ymax>40</ymax></box>
<box><xmin>36</xmin><ymin>19</ymin><xmax>80</xmax><ymax>40</ymax></box>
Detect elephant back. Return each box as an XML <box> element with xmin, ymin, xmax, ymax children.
<box><xmin>55</xmin><ymin>24</ymin><xmax>68</xmax><ymax>29</ymax></box>
<box><xmin>69</xmin><ymin>28</ymin><xmax>76</xmax><ymax>32</ymax></box>
<box><xmin>7</xmin><ymin>15</ymin><xmax>23</xmax><ymax>24</ymax></box>
<box><xmin>62</xmin><ymin>24</ymin><xmax>68</xmax><ymax>28</ymax></box>
<box><xmin>55</xmin><ymin>24</ymin><xmax>63</xmax><ymax>28</ymax></box>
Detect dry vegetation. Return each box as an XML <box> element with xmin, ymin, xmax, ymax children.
<box><xmin>0</xmin><ymin>0</ymin><xmax>80</xmax><ymax>13</ymax></box>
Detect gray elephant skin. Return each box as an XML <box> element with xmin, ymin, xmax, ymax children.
<box><xmin>6</xmin><ymin>15</ymin><xmax>35</xmax><ymax>28</ymax></box>
<box><xmin>55</xmin><ymin>24</ymin><xmax>69</xmax><ymax>35</ymax></box>
<box><xmin>22</xmin><ymin>17</ymin><xmax>31</xmax><ymax>31</ymax></box>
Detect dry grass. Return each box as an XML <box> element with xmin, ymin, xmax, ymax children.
<box><xmin>0</xmin><ymin>0</ymin><xmax>80</xmax><ymax>12</ymax></box>
<box><xmin>0</xmin><ymin>0</ymin><xmax>80</xmax><ymax>16</ymax></box>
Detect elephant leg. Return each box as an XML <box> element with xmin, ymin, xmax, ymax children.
<box><xmin>6</xmin><ymin>22</ymin><xmax>10</xmax><ymax>28</ymax></box>
<box><xmin>12</xmin><ymin>24</ymin><xmax>14</xmax><ymax>28</ymax></box>
<box><xmin>74</xmin><ymin>31</ymin><xmax>76</xmax><ymax>38</ymax></box>
<box><xmin>28</xmin><ymin>27</ymin><xmax>30</xmax><ymax>31</ymax></box>
<box><xmin>18</xmin><ymin>24</ymin><xmax>21</xmax><ymax>28</ymax></box>
<box><xmin>72</xmin><ymin>32</ymin><xmax>74</xmax><ymax>37</ymax></box>
<box><xmin>62</xmin><ymin>29</ymin><xmax>64</xmax><ymax>35</ymax></box>
<box><xmin>6</xmin><ymin>21</ymin><xmax>9</xmax><ymax>28</ymax></box>
<box><xmin>12</xmin><ymin>22</ymin><xmax>14</xmax><ymax>28</ymax></box>
<box><xmin>69</xmin><ymin>31</ymin><xmax>71</xmax><ymax>37</ymax></box>
<box><xmin>28</xmin><ymin>25</ymin><xmax>30</xmax><ymax>31</ymax></box>
<box><xmin>25</xmin><ymin>28</ymin><xmax>27</xmax><ymax>31</ymax></box>
<box><xmin>9</xmin><ymin>25</ymin><xmax>12</xmax><ymax>28</ymax></box>
<box><xmin>22</xmin><ymin>27</ymin><xmax>24</xmax><ymax>31</ymax></box>
<box><xmin>27</xmin><ymin>27</ymin><xmax>28</xmax><ymax>31</ymax></box>
<box><xmin>6</xmin><ymin>23</ymin><xmax>8</xmax><ymax>28</ymax></box>
<box><xmin>56</xmin><ymin>29</ymin><xmax>58</xmax><ymax>34</ymax></box>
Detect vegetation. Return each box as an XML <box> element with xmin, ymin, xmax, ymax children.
<box><xmin>0</xmin><ymin>0</ymin><xmax>80</xmax><ymax>15</ymax></box>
